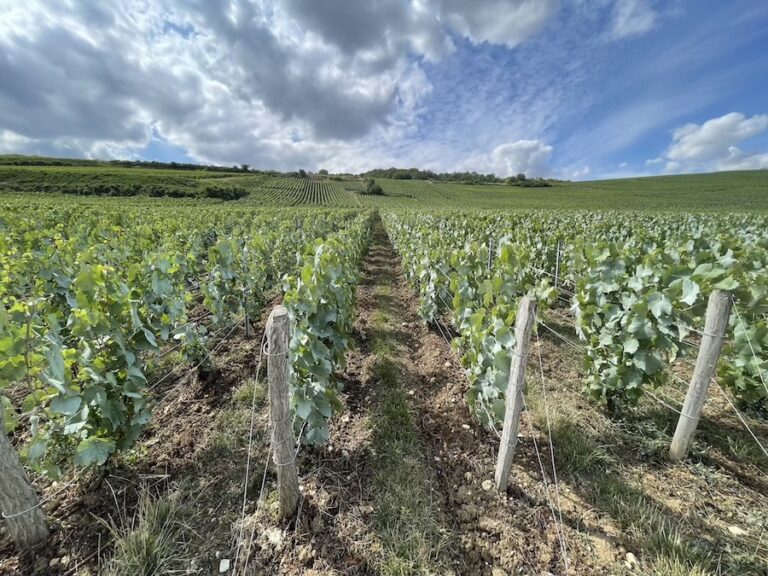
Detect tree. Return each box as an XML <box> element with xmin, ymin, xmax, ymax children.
<box><xmin>319</xmin><ymin>169</ymin><xmax>329</xmax><ymax>176</ymax></box>
<box><xmin>298</xmin><ymin>169</ymin><xmax>307</xmax><ymax>178</ymax></box>
<box><xmin>516</xmin><ymin>173</ymin><xmax>526</xmax><ymax>181</ymax></box>
<box><xmin>241</xmin><ymin>164</ymin><xmax>249</xmax><ymax>172</ymax></box>
<box><xmin>365</xmin><ymin>178</ymin><xmax>384</xmax><ymax>195</ymax></box>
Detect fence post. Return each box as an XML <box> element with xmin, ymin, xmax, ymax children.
<box><xmin>267</xmin><ymin>306</ymin><xmax>299</xmax><ymax>518</ymax></box>
<box><xmin>495</xmin><ymin>296</ymin><xmax>537</xmax><ymax>491</ymax></box>
<box><xmin>488</xmin><ymin>238</ymin><xmax>494</xmax><ymax>271</ymax></box>
<box><xmin>0</xmin><ymin>406</ymin><xmax>49</xmax><ymax>548</ymax></box>
<box><xmin>669</xmin><ymin>290</ymin><xmax>732</xmax><ymax>461</ymax></box>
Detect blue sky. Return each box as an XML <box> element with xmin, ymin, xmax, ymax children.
<box><xmin>1</xmin><ymin>0</ymin><xmax>767</xmax><ymax>179</ymax></box>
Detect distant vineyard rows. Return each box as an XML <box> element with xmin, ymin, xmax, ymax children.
<box><xmin>244</xmin><ymin>177</ymin><xmax>362</xmax><ymax>206</ymax></box>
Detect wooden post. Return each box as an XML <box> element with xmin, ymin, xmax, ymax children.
<box><xmin>244</xmin><ymin>299</ymin><xmax>251</xmax><ymax>339</ymax></box>
<box><xmin>267</xmin><ymin>306</ymin><xmax>299</xmax><ymax>518</ymax></box>
<box><xmin>0</xmin><ymin>406</ymin><xmax>49</xmax><ymax>548</ymax></box>
<box><xmin>669</xmin><ymin>290</ymin><xmax>732</xmax><ymax>461</ymax></box>
<box><xmin>495</xmin><ymin>296</ymin><xmax>537</xmax><ymax>491</ymax></box>
<box><xmin>488</xmin><ymin>238</ymin><xmax>494</xmax><ymax>271</ymax></box>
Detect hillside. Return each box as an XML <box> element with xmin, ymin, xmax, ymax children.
<box><xmin>0</xmin><ymin>158</ymin><xmax>765</xmax><ymax>211</ymax></box>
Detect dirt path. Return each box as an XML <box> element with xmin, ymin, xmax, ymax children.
<box><xmin>289</xmin><ymin>215</ymin><xmax>576</xmax><ymax>575</ymax></box>
<box><xmin>278</xmin><ymin>215</ymin><xmax>467</xmax><ymax>574</ymax></box>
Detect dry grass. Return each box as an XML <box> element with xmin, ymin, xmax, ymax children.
<box><xmin>103</xmin><ymin>487</ymin><xmax>199</xmax><ymax>576</ymax></box>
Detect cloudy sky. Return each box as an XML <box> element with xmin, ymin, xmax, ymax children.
<box><xmin>1</xmin><ymin>0</ymin><xmax>767</xmax><ymax>179</ymax></box>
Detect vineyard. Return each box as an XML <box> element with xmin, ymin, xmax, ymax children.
<box><xmin>240</xmin><ymin>177</ymin><xmax>361</xmax><ymax>206</ymax></box>
<box><xmin>1</xmin><ymin>172</ymin><xmax>768</xmax><ymax>575</ymax></box>
<box><xmin>0</xmin><ymin>166</ymin><xmax>256</xmax><ymax>199</ymax></box>
<box><xmin>383</xmin><ymin>210</ymin><xmax>768</xmax><ymax>415</ymax></box>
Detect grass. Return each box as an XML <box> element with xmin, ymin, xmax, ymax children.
<box><xmin>364</xmin><ymin>170</ymin><xmax>768</xmax><ymax>211</ymax></box>
<box><xmin>104</xmin><ymin>488</ymin><xmax>198</xmax><ymax>576</ymax></box>
<box><xmin>231</xmin><ymin>377</ymin><xmax>268</xmax><ymax>408</ymax></box>
<box><xmin>364</xmin><ymin>220</ymin><xmax>455</xmax><ymax>574</ymax></box>
<box><xmin>524</xmin><ymin>369</ymin><xmax>768</xmax><ymax>575</ymax></box>
<box><xmin>2</xmin><ymin>155</ymin><xmax>766</xmax><ymax>210</ymax></box>
<box><xmin>370</xmin><ymin>358</ymin><xmax>453</xmax><ymax>575</ymax></box>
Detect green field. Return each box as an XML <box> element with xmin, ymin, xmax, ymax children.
<box><xmin>1</xmin><ymin>158</ymin><xmax>766</xmax><ymax>210</ymax></box>
<box><xmin>365</xmin><ymin>170</ymin><xmax>768</xmax><ymax>211</ymax></box>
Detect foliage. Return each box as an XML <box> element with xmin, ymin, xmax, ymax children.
<box><xmin>0</xmin><ymin>195</ymin><xmax>365</xmax><ymax>476</ymax></box>
<box><xmin>282</xmin><ymin>213</ymin><xmax>373</xmax><ymax>444</ymax></box>
<box><xmin>201</xmin><ymin>185</ymin><xmax>248</xmax><ymax>201</ymax></box>
<box><xmin>364</xmin><ymin>178</ymin><xmax>384</xmax><ymax>196</ymax></box>
<box><xmin>383</xmin><ymin>210</ymin><xmax>768</xmax><ymax>425</ymax></box>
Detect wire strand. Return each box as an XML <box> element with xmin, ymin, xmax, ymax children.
<box><xmin>537</xmin><ymin>320</ymin><xmax>585</xmax><ymax>353</ymax></box>
<box><xmin>731</xmin><ymin>297</ymin><xmax>768</xmax><ymax>398</ymax></box>
<box><xmin>533</xmin><ymin>325</ymin><xmax>570</xmax><ymax>571</ymax></box>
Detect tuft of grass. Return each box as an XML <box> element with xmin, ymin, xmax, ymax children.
<box><xmin>201</xmin><ymin>408</ymin><xmax>251</xmax><ymax>459</ymax></box>
<box><xmin>524</xmin><ymin>383</ymin><xmax>612</xmax><ymax>476</ymax></box>
<box><xmin>104</xmin><ymin>489</ymin><xmax>198</xmax><ymax>576</ymax></box>
<box><xmin>548</xmin><ymin>416</ymin><xmax>613</xmax><ymax>475</ymax></box>
<box><xmin>232</xmin><ymin>377</ymin><xmax>267</xmax><ymax>408</ymax></box>
<box><xmin>651</xmin><ymin>556</ymin><xmax>714</xmax><ymax>576</ymax></box>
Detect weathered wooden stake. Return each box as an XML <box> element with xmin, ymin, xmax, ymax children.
<box><xmin>495</xmin><ymin>296</ymin><xmax>537</xmax><ymax>491</ymax></box>
<box><xmin>267</xmin><ymin>306</ymin><xmax>299</xmax><ymax>518</ymax></box>
<box><xmin>0</xmin><ymin>406</ymin><xmax>49</xmax><ymax>548</ymax></box>
<box><xmin>669</xmin><ymin>290</ymin><xmax>732</xmax><ymax>461</ymax></box>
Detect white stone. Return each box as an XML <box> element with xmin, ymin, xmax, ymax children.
<box><xmin>728</xmin><ymin>525</ymin><xmax>748</xmax><ymax>536</ymax></box>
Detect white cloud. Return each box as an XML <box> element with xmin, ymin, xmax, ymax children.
<box><xmin>657</xmin><ymin>112</ymin><xmax>768</xmax><ymax>173</ymax></box>
<box><xmin>0</xmin><ymin>0</ymin><xmax>560</xmax><ymax>170</ymax></box>
<box><xmin>460</xmin><ymin>140</ymin><xmax>554</xmax><ymax>177</ymax></box>
<box><xmin>610</xmin><ymin>0</ymin><xmax>657</xmax><ymax>39</ymax></box>
<box><xmin>572</xmin><ymin>165</ymin><xmax>591</xmax><ymax>178</ymax></box>
<box><xmin>667</xmin><ymin>112</ymin><xmax>768</xmax><ymax>161</ymax></box>
<box><xmin>426</xmin><ymin>0</ymin><xmax>559</xmax><ymax>48</ymax></box>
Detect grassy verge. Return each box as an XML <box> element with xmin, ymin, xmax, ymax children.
<box><xmin>365</xmin><ymin>219</ymin><xmax>456</xmax><ymax>575</ymax></box>
<box><xmin>524</xmin><ymin>351</ymin><xmax>768</xmax><ymax>575</ymax></box>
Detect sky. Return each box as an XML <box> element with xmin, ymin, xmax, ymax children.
<box><xmin>1</xmin><ymin>0</ymin><xmax>767</xmax><ymax>180</ymax></box>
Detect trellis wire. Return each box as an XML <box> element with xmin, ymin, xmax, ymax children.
<box><xmin>533</xmin><ymin>324</ymin><xmax>570</xmax><ymax>571</ymax></box>
<box><xmin>1</xmin><ymin>479</ymin><xmax>77</xmax><ymax>520</ymax></box>
<box><xmin>521</xmin><ymin>394</ymin><xmax>570</xmax><ymax>570</ymax></box>
<box><xmin>711</xmin><ymin>377</ymin><xmax>768</xmax><ymax>460</ymax></box>
<box><xmin>731</xmin><ymin>296</ymin><xmax>768</xmax><ymax>398</ymax></box>
<box><xmin>152</xmin><ymin>320</ymin><xmax>244</xmax><ymax>411</ymax></box>
<box><xmin>234</xmin><ymin>313</ymin><xmax>305</xmax><ymax>574</ymax></box>
<box><xmin>537</xmin><ymin>320</ymin><xmax>585</xmax><ymax>354</ymax></box>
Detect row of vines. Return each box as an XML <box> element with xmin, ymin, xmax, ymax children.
<box><xmin>382</xmin><ymin>210</ymin><xmax>768</xmax><ymax>425</ymax></box>
<box><xmin>245</xmin><ymin>177</ymin><xmax>359</xmax><ymax>206</ymax></box>
<box><xmin>0</xmin><ymin>195</ymin><xmax>372</xmax><ymax>480</ymax></box>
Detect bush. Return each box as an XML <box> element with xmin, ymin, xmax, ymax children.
<box><xmin>365</xmin><ymin>178</ymin><xmax>384</xmax><ymax>196</ymax></box>
<box><xmin>202</xmin><ymin>186</ymin><xmax>248</xmax><ymax>201</ymax></box>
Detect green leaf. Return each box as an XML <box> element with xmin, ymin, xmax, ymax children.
<box><xmin>648</xmin><ymin>292</ymin><xmax>672</xmax><ymax>319</ymax></box>
<box><xmin>681</xmin><ymin>279</ymin><xmax>700</xmax><ymax>306</ymax></box>
<box><xmin>713</xmin><ymin>276</ymin><xmax>740</xmax><ymax>291</ymax></box>
<box><xmin>75</xmin><ymin>437</ymin><xmax>116</xmax><ymax>467</ymax></box>
<box><xmin>623</xmin><ymin>337</ymin><xmax>640</xmax><ymax>355</ymax></box>
<box><xmin>50</xmin><ymin>394</ymin><xmax>82</xmax><ymax>416</ymax></box>
<box><xmin>2</xmin><ymin>396</ymin><xmax>18</xmax><ymax>433</ymax></box>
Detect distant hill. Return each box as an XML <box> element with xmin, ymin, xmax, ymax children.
<box><xmin>0</xmin><ymin>154</ymin><xmax>247</xmax><ymax>173</ymax></box>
